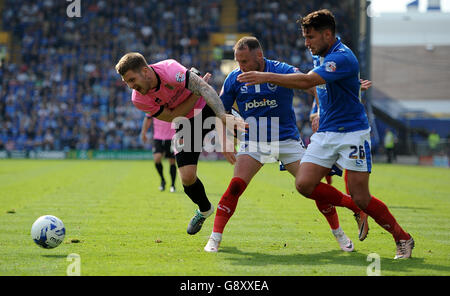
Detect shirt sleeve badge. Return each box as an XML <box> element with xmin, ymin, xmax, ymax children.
<box><xmin>325</xmin><ymin>61</ymin><xmax>337</xmax><ymax>72</ymax></box>
<box><xmin>175</xmin><ymin>71</ymin><xmax>185</xmax><ymax>82</ymax></box>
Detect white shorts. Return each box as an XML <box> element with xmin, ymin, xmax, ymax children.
<box><xmin>301</xmin><ymin>128</ymin><xmax>372</xmax><ymax>172</ymax></box>
<box><xmin>237</xmin><ymin>139</ymin><xmax>305</xmax><ymax>165</ymax></box>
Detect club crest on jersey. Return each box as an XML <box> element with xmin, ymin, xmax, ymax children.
<box><xmin>325</xmin><ymin>61</ymin><xmax>337</xmax><ymax>72</ymax></box>
<box><xmin>175</xmin><ymin>71</ymin><xmax>185</xmax><ymax>82</ymax></box>
<box><xmin>267</xmin><ymin>83</ymin><xmax>278</xmax><ymax>92</ymax></box>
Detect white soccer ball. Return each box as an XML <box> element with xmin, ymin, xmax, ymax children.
<box><xmin>31</xmin><ymin>215</ymin><xmax>66</xmax><ymax>249</ymax></box>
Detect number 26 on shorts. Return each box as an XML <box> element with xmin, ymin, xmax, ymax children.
<box><xmin>348</xmin><ymin>145</ymin><xmax>365</xmax><ymax>160</ymax></box>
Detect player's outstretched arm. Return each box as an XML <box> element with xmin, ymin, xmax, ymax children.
<box><xmin>237</xmin><ymin>71</ymin><xmax>325</xmax><ymax>90</ymax></box>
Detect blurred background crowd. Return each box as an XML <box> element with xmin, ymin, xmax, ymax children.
<box><xmin>0</xmin><ymin>0</ymin><xmax>361</xmax><ymax>154</ymax></box>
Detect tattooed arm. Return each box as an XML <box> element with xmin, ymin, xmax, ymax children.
<box><xmin>187</xmin><ymin>71</ymin><xmax>227</xmax><ymax>121</ymax></box>
<box><xmin>187</xmin><ymin>71</ymin><xmax>248</xmax><ymax>136</ymax></box>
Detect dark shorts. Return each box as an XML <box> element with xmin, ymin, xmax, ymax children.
<box><xmin>153</xmin><ymin>139</ymin><xmax>175</xmax><ymax>158</ymax></box>
<box><xmin>174</xmin><ymin>105</ymin><xmax>216</xmax><ymax>168</ymax></box>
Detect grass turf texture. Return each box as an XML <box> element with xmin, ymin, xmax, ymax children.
<box><xmin>0</xmin><ymin>159</ymin><xmax>449</xmax><ymax>276</ymax></box>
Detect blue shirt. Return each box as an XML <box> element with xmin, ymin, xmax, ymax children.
<box><xmin>310</xmin><ymin>100</ymin><xmax>318</xmax><ymax>117</ymax></box>
<box><xmin>312</xmin><ymin>38</ymin><xmax>369</xmax><ymax>132</ymax></box>
<box><xmin>220</xmin><ymin>58</ymin><xmax>300</xmax><ymax>142</ymax></box>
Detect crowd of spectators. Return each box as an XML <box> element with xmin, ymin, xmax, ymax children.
<box><xmin>0</xmin><ymin>0</ymin><xmax>221</xmax><ymax>153</ymax></box>
<box><xmin>237</xmin><ymin>0</ymin><xmax>356</xmax><ymax>143</ymax></box>
<box><xmin>0</xmin><ymin>0</ymin><xmax>356</xmax><ymax>153</ymax></box>
<box><xmin>238</xmin><ymin>0</ymin><xmax>354</xmax><ymax>67</ymax></box>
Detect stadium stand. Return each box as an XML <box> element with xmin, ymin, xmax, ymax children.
<box><xmin>0</xmin><ymin>0</ymin><xmax>222</xmax><ymax>153</ymax></box>
<box><xmin>0</xmin><ymin>1</ymin><xmax>357</xmax><ymax>156</ymax></box>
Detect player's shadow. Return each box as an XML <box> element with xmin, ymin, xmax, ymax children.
<box><xmin>41</xmin><ymin>254</ymin><xmax>67</xmax><ymax>258</ymax></box>
<box><xmin>388</xmin><ymin>205</ymin><xmax>432</xmax><ymax>211</ymax></box>
<box><xmin>220</xmin><ymin>247</ymin><xmax>450</xmax><ymax>274</ymax></box>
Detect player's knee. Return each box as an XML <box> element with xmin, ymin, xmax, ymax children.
<box><xmin>295</xmin><ymin>179</ymin><xmax>314</xmax><ymax>198</ymax></box>
<box><xmin>179</xmin><ymin>171</ymin><xmax>197</xmax><ymax>186</ymax></box>
<box><xmin>177</xmin><ymin>164</ymin><xmax>197</xmax><ymax>186</ymax></box>
<box><xmin>351</xmin><ymin>193</ymin><xmax>371</xmax><ymax>210</ymax></box>
<box><xmin>153</xmin><ymin>153</ymin><xmax>162</xmax><ymax>163</ymax></box>
<box><xmin>347</xmin><ymin>178</ymin><xmax>371</xmax><ymax>209</ymax></box>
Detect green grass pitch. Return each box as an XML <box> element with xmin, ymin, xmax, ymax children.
<box><xmin>0</xmin><ymin>159</ymin><xmax>449</xmax><ymax>276</ymax></box>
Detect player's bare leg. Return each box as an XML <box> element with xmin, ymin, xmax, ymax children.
<box><xmin>295</xmin><ymin>162</ymin><xmax>330</xmax><ymax>197</ymax></box>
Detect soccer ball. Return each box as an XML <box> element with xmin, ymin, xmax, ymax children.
<box><xmin>31</xmin><ymin>215</ymin><xmax>66</xmax><ymax>249</ymax></box>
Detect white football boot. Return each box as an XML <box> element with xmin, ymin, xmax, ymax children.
<box><xmin>332</xmin><ymin>227</ymin><xmax>355</xmax><ymax>252</ymax></box>
<box><xmin>204</xmin><ymin>232</ymin><xmax>222</xmax><ymax>252</ymax></box>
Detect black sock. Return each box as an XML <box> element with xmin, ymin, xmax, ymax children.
<box><xmin>170</xmin><ymin>164</ymin><xmax>177</xmax><ymax>186</ymax></box>
<box><xmin>155</xmin><ymin>163</ymin><xmax>165</xmax><ymax>183</ymax></box>
<box><xmin>183</xmin><ymin>178</ymin><xmax>211</xmax><ymax>212</ymax></box>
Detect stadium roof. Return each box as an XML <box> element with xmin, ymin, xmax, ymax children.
<box><xmin>372</xmin><ymin>11</ymin><xmax>450</xmax><ymax>46</ymax></box>
<box><xmin>371</xmin><ymin>11</ymin><xmax>450</xmax><ymax>117</ymax></box>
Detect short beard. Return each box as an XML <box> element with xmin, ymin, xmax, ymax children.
<box><xmin>315</xmin><ymin>44</ymin><xmax>329</xmax><ymax>57</ymax></box>
<box><xmin>256</xmin><ymin>59</ymin><xmax>265</xmax><ymax>72</ymax></box>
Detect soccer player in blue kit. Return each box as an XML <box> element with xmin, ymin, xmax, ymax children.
<box><xmin>237</xmin><ymin>9</ymin><xmax>414</xmax><ymax>259</ymax></box>
<box><xmin>204</xmin><ymin>36</ymin><xmax>368</xmax><ymax>253</ymax></box>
